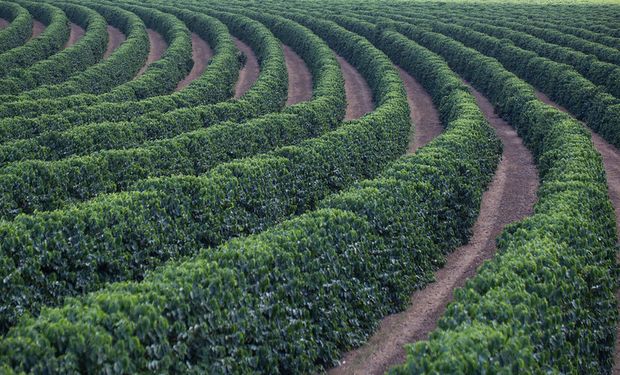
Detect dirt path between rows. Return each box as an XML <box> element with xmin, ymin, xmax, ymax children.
<box><xmin>0</xmin><ymin>19</ymin><xmax>8</xmax><ymax>29</ymax></box>
<box><xmin>535</xmin><ymin>91</ymin><xmax>620</xmax><ymax>375</ymax></box>
<box><xmin>329</xmin><ymin>81</ymin><xmax>538</xmax><ymax>375</ymax></box>
<box><xmin>136</xmin><ymin>28</ymin><xmax>167</xmax><ymax>77</ymax></box>
<box><xmin>398</xmin><ymin>67</ymin><xmax>443</xmax><ymax>154</ymax></box>
<box><xmin>103</xmin><ymin>25</ymin><xmax>125</xmax><ymax>59</ymax></box>
<box><xmin>336</xmin><ymin>54</ymin><xmax>374</xmax><ymax>120</ymax></box>
<box><xmin>175</xmin><ymin>32</ymin><xmax>213</xmax><ymax>91</ymax></box>
<box><xmin>63</xmin><ymin>23</ymin><xmax>84</xmax><ymax>49</ymax></box>
<box><xmin>233</xmin><ymin>37</ymin><xmax>260</xmax><ymax>99</ymax></box>
<box><xmin>283</xmin><ymin>44</ymin><xmax>312</xmax><ymax>105</ymax></box>
<box><xmin>30</xmin><ymin>20</ymin><xmax>45</xmax><ymax>40</ymax></box>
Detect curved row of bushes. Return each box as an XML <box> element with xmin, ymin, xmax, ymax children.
<box><xmin>405</xmin><ymin>18</ymin><xmax>620</xmax><ymax>155</ymax></box>
<box><xmin>0</xmin><ymin>1</ymin><xmax>32</xmax><ymax>53</ymax></box>
<box><xmin>0</xmin><ymin>2</ymin><xmax>108</xmax><ymax>95</ymax></box>
<box><xmin>0</xmin><ymin>13</ymin><xmax>403</xmax><ymax>335</ymax></box>
<box><xmin>0</xmin><ymin>5</ymin><xmax>237</xmax><ymax>136</ymax></box>
<box><xmin>0</xmin><ymin>20</ymin><xmax>503</xmax><ymax>373</ymax></box>
<box><xmin>374</xmin><ymin>9</ymin><xmax>620</xmax><ymax>100</ymax></box>
<box><xmin>380</xmin><ymin>20</ymin><xmax>617</xmax><ymax>375</ymax></box>
<box><xmin>0</xmin><ymin>1</ymin><xmax>191</xmax><ymax>117</ymax></box>
<box><xmin>0</xmin><ymin>10</ymin><xmax>316</xmax><ymax>219</ymax></box>
<box><xmin>0</xmin><ymin>1</ymin><xmax>69</xmax><ymax>77</ymax></box>
<box><xmin>18</xmin><ymin>1</ymin><xmax>192</xmax><ymax>101</ymax></box>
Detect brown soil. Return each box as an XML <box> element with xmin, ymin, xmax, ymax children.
<box><xmin>0</xmin><ymin>19</ymin><xmax>8</xmax><ymax>29</ymax></box>
<box><xmin>336</xmin><ymin>54</ymin><xmax>374</xmax><ymax>120</ymax></box>
<box><xmin>233</xmin><ymin>37</ymin><xmax>260</xmax><ymax>99</ymax></box>
<box><xmin>398</xmin><ymin>67</ymin><xmax>443</xmax><ymax>154</ymax></box>
<box><xmin>30</xmin><ymin>20</ymin><xmax>45</xmax><ymax>40</ymax></box>
<box><xmin>103</xmin><ymin>25</ymin><xmax>125</xmax><ymax>59</ymax></box>
<box><xmin>63</xmin><ymin>23</ymin><xmax>85</xmax><ymax>49</ymax></box>
<box><xmin>175</xmin><ymin>32</ymin><xmax>213</xmax><ymax>91</ymax></box>
<box><xmin>535</xmin><ymin>91</ymin><xmax>620</xmax><ymax>375</ymax></box>
<box><xmin>136</xmin><ymin>28</ymin><xmax>167</xmax><ymax>77</ymax></box>
<box><xmin>283</xmin><ymin>44</ymin><xmax>312</xmax><ymax>105</ymax></box>
<box><xmin>328</xmin><ymin>81</ymin><xmax>539</xmax><ymax>375</ymax></box>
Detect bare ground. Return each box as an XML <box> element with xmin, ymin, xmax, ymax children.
<box><xmin>0</xmin><ymin>19</ymin><xmax>8</xmax><ymax>29</ymax></box>
<box><xmin>398</xmin><ymin>67</ymin><xmax>443</xmax><ymax>154</ymax></box>
<box><xmin>63</xmin><ymin>23</ymin><xmax>85</xmax><ymax>49</ymax></box>
<box><xmin>175</xmin><ymin>32</ymin><xmax>214</xmax><ymax>92</ymax></box>
<box><xmin>233</xmin><ymin>37</ymin><xmax>260</xmax><ymax>99</ymax></box>
<box><xmin>328</xmin><ymin>81</ymin><xmax>539</xmax><ymax>375</ymax></box>
<box><xmin>336</xmin><ymin>54</ymin><xmax>374</xmax><ymax>120</ymax></box>
<box><xmin>30</xmin><ymin>20</ymin><xmax>45</xmax><ymax>40</ymax></box>
<box><xmin>535</xmin><ymin>91</ymin><xmax>620</xmax><ymax>375</ymax></box>
<box><xmin>136</xmin><ymin>28</ymin><xmax>167</xmax><ymax>77</ymax></box>
<box><xmin>103</xmin><ymin>25</ymin><xmax>125</xmax><ymax>59</ymax></box>
<box><xmin>283</xmin><ymin>44</ymin><xmax>312</xmax><ymax>105</ymax></box>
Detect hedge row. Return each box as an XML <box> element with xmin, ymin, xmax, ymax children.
<box><xmin>0</xmin><ymin>1</ymin><xmax>192</xmax><ymax>116</ymax></box>
<box><xmin>0</xmin><ymin>1</ymin><xmax>69</xmax><ymax>77</ymax></box>
<box><xmin>411</xmin><ymin>19</ymin><xmax>620</xmax><ymax>155</ymax></box>
<box><xmin>0</xmin><ymin>2</ymin><xmax>108</xmax><ymax>95</ymax></box>
<box><xmin>0</xmin><ymin>1</ymin><xmax>32</xmax><ymax>53</ymax></box>
<box><xmin>0</xmin><ymin>6</ymin><xmax>237</xmax><ymax>139</ymax></box>
<box><xmin>0</xmin><ymin>15</ymin><xmax>404</xmax><ymax>334</ymax></box>
<box><xmin>382</xmin><ymin>21</ymin><xmax>617</xmax><ymax>374</ymax></box>
<box><xmin>0</xmin><ymin>11</ymin><xmax>332</xmax><ymax>219</ymax></box>
<box><xmin>0</xmin><ymin>23</ymin><xmax>502</xmax><ymax>373</ymax></box>
<box><xmin>377</xmin><ymin>9</ymin><xmax>620</xmax><ymax>100</ymax></box>
<box><xmin>18</xmin><ymin>2</ymin><xmax>193</xmax><ymax>101</ymax></box>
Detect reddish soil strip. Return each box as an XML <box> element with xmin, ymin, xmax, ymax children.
<box><xmin>336</xmin><ymin>54</ymin><xmax>374</xmax><ymax>120</ymax></box>
<box><xmin>63</xmin><ymin>23</ymin><xmax>85</xmax><ymax>49</ymax></box>
<box><xmin>0</xmin><ymin>18</ymin><xmax>8</xmax><ymax>29</ymax></box>
<box><xmin>103</xmin><ymin>25</ymin><xmax>125</xmax><ymax>59</ymax></box>
<box><xmin>175</xmin><ymin>32</ymin><xmax>213</xmax><ymax>92</ymax></box>
<box><xmin>283</xmin><ymin>44</ymin><xmax>312</xmax><ymax>105</ymax></box>
<box><xmin>398</xmin><ymin>67</ymin><xmax>443</xmax><ymax>154</ymax></box>
<box><xmin>233</xmin><ymin>36</ymin><xmax>259</xmax><ymax>99</ymax></box>
<box><xmin>329</xmin><ymin>82</ymin><xmax>538</xmax><ymax>375</ymax></box>
<box><xmin>30</xmin><ymin>20</ymin><xmax>45</xmax><ymax>40</ymax></box>
<box><xmin>136</xmin><ymin>28</ymin><xmax>167</xmax><ymax>77</ymax></box>
<box><xmin>535</xmin><ymin>91</ymin><xmax>620</xmax><ymax>374</ymax></box>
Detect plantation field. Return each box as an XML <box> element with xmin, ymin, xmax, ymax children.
<box><xmin>0</xmin><ymin>0</ymin><xmax>619</xmax><ymax>373</ymax></box>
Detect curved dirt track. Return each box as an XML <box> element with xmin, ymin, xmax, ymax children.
<box><xmin>136</xmin><ymin>28</ymin><xmax>167</xmax><ymax>77</ymax></box>
<box><xmin>175</xmin><ymin>32</ymin><xmax>213</xmax><ymax>91</ymax></box>
<box><xmin>64</xmin><ymin>23</ymin><xmax>85</xmax><ymax>49</ymax></box>
<box><xmin>30</xmin><ymin>20</ymin><xmax>45</xmax><ymax>40</ymax></box>
<box><xmin>535</xmin><ymin>91</ymin><xmax>620</xmax><ymax>375</ymax></box>
<box><xmin>329</xmin><ymin>82</ymin><xmax>539</xmax><ymax>375</ymax></box>
<box><xmin>103</xmin><ymin>25</ymin><xmax>125</xmax><ymax>59</ymax></box>
<box><xmin>0</xmin><ymin>18</ymin><xmax>8</xmax><ymax>29</ymax></box>
<box><xmin>398</xmin><ymin>67</ymin><xmax>443</xmax><ymax>154</ymax></box>
<box><xmin>283</xmin><ymin>44</ymin><xmax>312</xmax><ymax>105</ymax></box>
<box><xmin>336</xmin><ymin>54</ymin><xmax>374</xmax><ymax>120</ymax></box>
<box><xmin>233</xmin><ymin>36</ymin><xmax>260</xmax><ymax>98</ymax></box>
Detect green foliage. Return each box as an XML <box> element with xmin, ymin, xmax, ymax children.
<box><xmin>0</xmin><ymin>1</ymin><xmax>32</xmax><ymax>54</ymax></box>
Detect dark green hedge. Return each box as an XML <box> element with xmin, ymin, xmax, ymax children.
<box><xmin>0</xmin><ymin>1</ymin><xmax>32</xmax><ymax>53</ymax></box>
<box><xmin>0</xmin><ymin>3</ymin><xmax>108</xmax><ymax>95</ymax></box>
<box><xmin>0</xmin><ymin>14</ymin><xmax>404</xmax><ymax>334</ymax></box>
<box><xmin>0</xmin><ymin>23</ymin><xmax>502</xmax><ymax>374</ymax></box>
<box><xmin>0</xmin><ymin>6</ymin><xmax>237</xmax><ymax>139</ymax></box>
<box><xmin>415</xmin><ymin>19</ymin><xmax>620</xmax><ymax>155</ymax></box>
<box><xmin>382</xmin><ymin>20</ymin><xmax>617</xmax><ymax>374</ymax></box>
<box><xmin>0</xmin><ymin>1</ymin><xmax>70</xmax><ymax>77</ymax></box>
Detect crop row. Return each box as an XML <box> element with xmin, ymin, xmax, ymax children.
<box><xmin>0</xmin><ymin>11</ymin><xmax>363</xmax><ymax>332</ymax></box>
<box><xmin>0</xmin><ymin>1</ymin><xmax>69</xmax><ymax>77</ymax></box>
<box><xmin>0</xmin><ymin>2</ymin><xmax>107</xmax><ymax>95</ymax></box>
<box><xmin>0</xmin><ymin>14</ymin><xmax>502</xmax><ymax>372</ymax></box>
<box><xmin>376</xmin><ymin>18</ymin><xmax>617</xmax><ymax>375</ymax></box>
<box><xmin>0</xmin><ymin>1</ymin><xmax>32</xmax><ymax>53</ymax></box>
